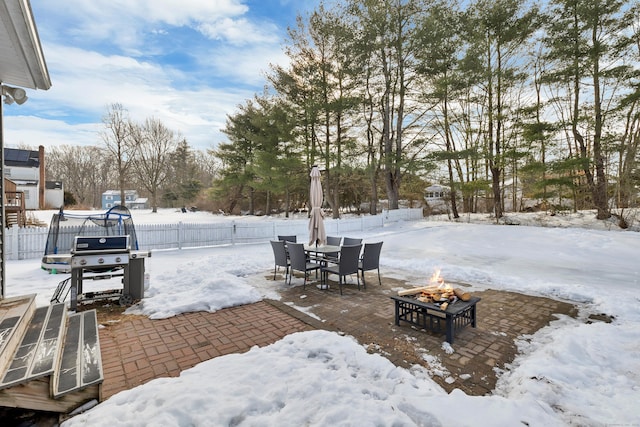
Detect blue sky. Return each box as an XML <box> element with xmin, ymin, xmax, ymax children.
<box><xmin>4</xmin><ymin>0</ymin><xmax>321</xmax><ymax>151</ymax></box>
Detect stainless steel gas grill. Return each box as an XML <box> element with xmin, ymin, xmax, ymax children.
<box><xmin>67</xmin><ymin>235</ymin><xmax>151</xmax><ymax>310</ymax></box>
<box><xmin>71</xmin><ymin>235</ymin><xmax>131</xmax><ymax>271</ymax></box>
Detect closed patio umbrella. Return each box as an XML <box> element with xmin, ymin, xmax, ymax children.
<box><xmin>308</xmin><ymin>165</ymin><xmax>327</xmax><ymax>246</ymax></box>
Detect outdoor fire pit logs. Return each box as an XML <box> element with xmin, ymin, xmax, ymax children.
<box><xmin>397</xmin><ymin>270</ymin><xmax>471</xmax><ymax>309</ymax></box>
<box><xmin>397</xmin><ymin>286</ymin><xmax>471</xmax><ymax>311</ymax></box>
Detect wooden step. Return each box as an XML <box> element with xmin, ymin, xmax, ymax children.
<box><xmin>5</xmin><ymin>213</ymin><xmax>18</xmax><ymax>227</ymax></box>
<box><xmin>0</xmin><ymin>303</ymin><xmax>66</xmax><ymax>389</ymax></box>
<box><xmin>53</xmin><ymin>310</ymin><xmax>103</xmax><ymax>398</ymax></box>
<box><xmin>0</xmin><ymin>372</ymin><xmax>102</xmax><ymax>413</ymax></box>
<box><xmin>0</xmin><ymin>294</ymin><xmax>37</xmax><ymax>378</ymax></box>
<box><xmin>0</xmin><ymin>298</ymin><xmax>103</xmax><ymax>414</ymax></box>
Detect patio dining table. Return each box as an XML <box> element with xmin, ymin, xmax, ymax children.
<box><xmin>303</xmin><ymin>245</ymin><xmax>341</xmax><ymax>288</ymax></box>
<box><xmin>303</xmin><ymin>244</ymin><xmax>341</xmax><ymax>258</ymax></box>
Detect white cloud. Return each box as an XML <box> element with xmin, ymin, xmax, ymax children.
<box><xmin>196</xmin><ymin>42</ymin><xmax>289</xmax><ymax>87</ymax></box>
<box><xmin>3</xmin><ymin>116</ymin><xmax>100</xmax><ymax>149</ymax></box>
<box><xmin>36</xmin><ymin>44</ymin><xmax>167</xmax><ymax>113</ymax></box>
<box><xmin>197</xmin><ymin>17</ymin><xmax>280</xmax><ymax>45</ymax></box>
<box><xmin>36</xmin><ymin>0</ymin><xmax>267</xmax><ymax>49</ymax></box>
<box><xmin>6</xmin><ymin>43</ymin><xmax>258</xmax><ymax>150</ymax></box>
<box><xmin>14</xmin><ymin>0</ymin><xmax>321</xmax><ymax>151</ymax></box>
<box><xmin>124</xmin><ymin>0</ymin><xmax>248</xmax><ymax>25</ymax></box>
<box><xmin>5</xmin><ymin>88</ymin><xmax>246</xmax><ymax>151</ymax></box>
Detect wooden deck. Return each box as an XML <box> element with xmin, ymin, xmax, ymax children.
<box><xmin>0</xmin><ymin>294</ymin><xmax>103</xmax><ymax>414</ymax></box>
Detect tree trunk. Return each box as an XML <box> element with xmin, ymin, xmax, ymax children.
<box><xmin>265</xmin><ymin>190</ymin><xmax>271</xmax><ymax>216</ymax></box>
<box><xmin>248</xmin><ymin>187</ymin><xmax>255</xmax><ymax>215</ymax></box>
<box><xmin>285</xmin><ymin>188</ymin><xmax>290</xmax><ymax>218</ymax></box>
<box><xmin>369</xmin><ymin>165</ymin><xmax>378</xmax><ymax>215</ymax></box>
<box><xmin>151</xmin><ymin>191</ymin><xmax>158</xmax><ymax>213</ymax></box>
<box><xmin>591</xmin><ymin>23</ymin><xmax>609</xmax><ymax>220</ymax></box>
<box><xmin>443</xmin><ymin>97</ymin><xmax>459</xmax><ymax>219</ymax></box>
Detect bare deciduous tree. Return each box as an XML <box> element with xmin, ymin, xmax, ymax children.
<box><xmin>46</xmin><ymin>145</ymin><xmax>109</xmax><ymax>207</ymax></box>
<box><xmin>101</xmin><ymin>103</ymin><xmax>135</xmax><ymax>207</ymax></box>
<box><xmin>130</xmin><ymin>117</ymin><xmax>179</xmax><ymax>212</ymax></box>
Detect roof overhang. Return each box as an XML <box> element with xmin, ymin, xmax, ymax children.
<box><xmin>0</xmin><ymin>0</ymin><xmax>51</xmax><ymax>90</ymax></box>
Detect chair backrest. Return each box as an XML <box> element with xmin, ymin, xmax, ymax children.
<box><xmin>338</xmin><ymin>244</ymin><xmax>361</xmax><ymax>275</ymax></box>
<box><xmin>326</xmin><ymin>236</ymin><xmax>342</xmax><ymax>246</ymax></box>
<box><xmin>343</xmin><ymin>237</ymin><xmax>362</xmax><ymax>246</ymax></box>
<box><xmin>287</xmin><ymin>243</ymin><xmax>307</xmax><ymax>271</ymax></box>
<box><xmin>278</xmin><ymin>235</ymin><xmax>297</xmax><ymax>243</ymax></box>
<box><xmin>270</xmin><ymin>240</ymin><xmax>288</xmax><ymax>267</ymax></box>
<box><xmin>361</xmin><ymin>242</ymin><xmax>383</xmax><ymax>270</ymax></box>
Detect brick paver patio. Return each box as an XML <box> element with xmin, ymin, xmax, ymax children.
<box><xmin>273</xmin><ymin>273</ymin><xmax>578</xmax><ymax>395</ymax></box>
<box><xmin>95</xmin><ymin>271</ymin><xmax>579</xmax><ymax>400</ymax></box>
<box><xmin>98</xmin><ymin>301</ymin><xmax>314</xmax><ymax>399</ymax></box>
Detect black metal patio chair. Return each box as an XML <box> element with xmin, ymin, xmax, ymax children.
<box><xmin>358</xmin><ymin>241</ymin><xmax>383</xmax><ymax>287</ymax></box>
<box><xmin>342</xmin><ymin>237</ymin><xmax>362</xmax><ymax>246</ymax></box>
<box><xmin>277</xmin><ymin>235</ymin><xmax>297</xmax><ymax>243</ymax></box>
<box><xmin>287</xmin><ymin>243</ymin><xmax>322</xmax><ymax>289</ymax></box>
<box><xmin>270</xmin><ymin>240</ymin><xmax>290</xmax><ymax>281</ymax></box>
<box><xmin>324</xmin><ymin>235</ymin><xmax>342</xmax><ymax>263</ymax></box>
<box><xmin>321</xmin><ymin>244</ymin><xmax>362</xmax><ymax>295</ymax></box>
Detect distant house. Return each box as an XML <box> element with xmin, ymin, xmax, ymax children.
<box><xmin>4</xmin><ymin>147</ymin><xmax>42</xmax><ymax>210</ymax></box>
<box><xmin>424</xmin><ymin>184</ymin><xmax>449</xmax><ymax>201</ymax></box>
<box><xmin>424</xmin><ymin>184</ymin><xmax>450</xmax><ymax>214</ymax></box>
<box><xmin>3</xmin><ymin>146</ymin><xmax>61</xmax><ymax>211</ymax></box>
<box><xmin>101</xmin><ymin>190</ymin><xmax>148</xmax><ymax>210</ymax></box>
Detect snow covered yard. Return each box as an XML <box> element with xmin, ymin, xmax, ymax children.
<box><xmin>7</xmin><ymin>209</ymin><xmax>640</xmax><ymax>426</ymax></box>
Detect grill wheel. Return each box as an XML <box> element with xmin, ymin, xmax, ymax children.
<box><xmin>119</xmin><ymin>294</ymin><xmax>133</xmax><ymax>306</ymax></box>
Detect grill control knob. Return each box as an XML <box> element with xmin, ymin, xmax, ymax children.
<box><xmin>115</xmin><ymin>257</ymin><xmax>122</xmax><ymax>263</ymax></box>
<box><xmin>98</xmin><ymin>257</ymin><xmax>104</xmax><ymax>264</ymax></box>
<box><xmin>80</xmin><ymin>259</ymin><xmax>87</xmax><ymax>266</ymax></box>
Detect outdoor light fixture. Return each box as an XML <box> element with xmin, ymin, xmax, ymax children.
<box><xmin>2</xmin><ymin>85</ymin><xmax>28</xmax><ymax>105</ymax></box>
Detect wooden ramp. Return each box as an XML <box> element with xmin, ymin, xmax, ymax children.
<box><xmin>0</xmin><ymin>294</ymin><xmax>103</xmax><ymax>414</ymax></box>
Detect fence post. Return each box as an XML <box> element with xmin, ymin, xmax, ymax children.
<box><xmin>178</xmin><ymin>222</ymin><xmax>183</xmax><ymax>250</ymax></box>
<box><xmin>9</xmin><ymin>226</ymin><xmax>18</xmax><ymax>261</ymax></box>
<box><xmin>232</xmin><ymin>220</ymin><xmax>236</xmax><ymax>245</ymax></box>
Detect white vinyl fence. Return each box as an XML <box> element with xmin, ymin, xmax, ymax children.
<box><xmin>4</xmin><ymin>208</ymin><xmax>423</xmax><ymax>260</ymax></box>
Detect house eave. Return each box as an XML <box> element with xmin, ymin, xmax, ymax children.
<box><xmin>0</xmin><ymin>0</ymin><xmax>51</xmax><ymax>90</ymax></box>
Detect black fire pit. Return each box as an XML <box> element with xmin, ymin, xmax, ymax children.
<box><xmin>391</xmin><ymin>294</ymin><xmax>481</xmax><ymax>344</ymax></box>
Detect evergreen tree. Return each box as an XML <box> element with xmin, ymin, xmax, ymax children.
<box><xmin>464</xmin><ymin>0</ymin><xmax>539</xmax><ymax>219</ymax></box>
<box><xmin>544</xmin><ymin>0</ymin><xmax>636</xmax><ymax>219</ymax></box>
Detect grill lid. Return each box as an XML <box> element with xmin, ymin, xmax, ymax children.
<box><xmin>72</xmin><ymin>235</ymin><xmax>131</xmax><ymax>254</ymax></box>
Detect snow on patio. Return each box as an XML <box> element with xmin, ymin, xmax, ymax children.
<box><xmin>8</xmin><ymin>208</ymin><xmax>639</xmax><ymax>426</ymax></box>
